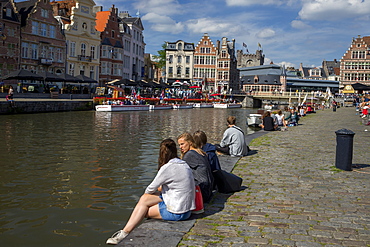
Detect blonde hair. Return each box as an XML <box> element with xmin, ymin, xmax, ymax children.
<box><xmin>177</xmin><ymin>132</ymin><xmax>205</xmax><ymax>157</ymax></box>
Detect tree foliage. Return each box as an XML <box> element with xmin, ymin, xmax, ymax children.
<box><xmin>152</xmin><ymin>43</ymin><xmax>167</xmax><ymax>69</ymax></box>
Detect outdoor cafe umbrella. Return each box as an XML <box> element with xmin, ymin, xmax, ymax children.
<box><xmin>56</xmin><ymin>73</ymin><xmax>82</xmax><ymax>83</ymax></box>
<box><xmin>2</xmin><ymin>69</ymin><xmax>43</xmax><ymax>81</ymax></box>
<box><xmin>75</xmin><ymin>74</ymin><xmax>98</xmax><ymax>83</ymax></box>
<box><xmin>190</xmin><ymin>85</ymin><xmax>201</xmax><ymax>89</ymax></box>
<box><xmin>38</xmin><ymin>71</ymin><xmax>64</xmax><ymax>82</ymax></box>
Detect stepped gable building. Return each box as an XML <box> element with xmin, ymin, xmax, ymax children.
<box><xmin>15</xmin><ymin>0</ymin><xmax>65</xmax><ymax>75</ymax></box>
<box><xmin>95</xmin><ymin>5</ymin><xmax>123</xmax><ymax>85</ymax></box>
<box><xmin>118</xmin><ymin>11</ymin><xmax>145</xmax><ymax>82</ymax></box>
<box><xmin>216</xmin><ymin>37</ymin><xmax>239</xmax><ymax>93</ymax></box>
<box><xmin>340</xmin><ymin>35</ymin><xmax>370</xmax><ymax>89</ymax></box>
<box><xmin>194</xmin><ymin>33</ymin><xmax>217</xmax><ymax>92</ymax></box>
<box><xmin>236</xmin><ymin>49</ymin><xmax>264</xmax><ymax>68</ymax></box>
<box><xmin>165</xmin><ymin>40</ymin><xmax>194</xmax><ymax>85</ymax></box>
<box><xmin>51</xmin><ymin>0</ymin><xmax>100</xmax><ymax>81</ymax></box>
<box><xmin>0</xmin><ymin>0</ymin><xmax>20</xmax><ymax>80</ymax></box>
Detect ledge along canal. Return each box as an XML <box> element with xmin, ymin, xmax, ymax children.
<box><xmin>0</xmin><ymin>107</ymin><xmax>258</xmax><ymax>246</ymax></box>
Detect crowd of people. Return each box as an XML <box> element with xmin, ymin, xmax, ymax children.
<box><xmin>106</xmin><ymin>116</ymin><xmax>249</xmax><ymax>245</ymax></box>
<box><xmin>260</xmin><ymin>105</ymin><xmax>310</xmax><ymax>131</ymax></box>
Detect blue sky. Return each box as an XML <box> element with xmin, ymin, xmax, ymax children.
<box><xmin>96</xmin><ymin>0</ymin><xmax>369</xmax><ymax>68</ymax></box>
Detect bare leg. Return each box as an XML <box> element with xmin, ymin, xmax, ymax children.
<box><xmin>122</xmin><ymin>193</ymin><xmax>162</xmax><ymax>233</ymax></box>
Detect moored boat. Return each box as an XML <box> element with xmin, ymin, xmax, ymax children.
<box><xmin>213</xmin><ymin>103</ymin><xmax>242</xmax><ymax>108</ymax></box>
<box><xmin>149</xmin><ymin>105</ymin><xmax>173</xmax><ymax>110</ymax></box>
<box><xmin>172</xmin><ymin>104</ymin><xmax>194</xmax><ymax>109</ymax></box>
<box><xmin>193</xmin><ymin>103</ymin><xmax>214</xmax><ymax>108</ymax></box>
<box><xmin>247</xmin><ymin>114</ymin><xmax>262</xmax><ymax>126</ymax></box>
<box><xmin>95</xmin><ymin>104</ymin><xmax>150</xmax><ymax>112</ymax></box>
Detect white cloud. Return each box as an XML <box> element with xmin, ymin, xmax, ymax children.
<box><xmin>132</xmin><ymin>0</ymin><xmax>184</xmax><ymax>16</ymax></box>
<box><xmin>299</xmin><ymin>0</ymin><xmax>370</xmax><ymax>21</ymax></box>
<box><xmin>225</xmin><ymin>0</ymin><xmax>286</xmax><ymax>6</ymax></box>
<box><xmin>142</xmin><ymin>13</ymin><xmax>185</xmax><ymax>34</ymax></box>
<box><xmin>186</xmin><ymin>18</ymin><xmax>244</xmax><ymax>36</ymax></box>
<box><xmin>277</xmin><ymin>61</ymin><xmax>297</xmax><ymax>68</ymax></box>
<box><xmin>256</xmin><ymin>28</ymin><xmax>275</xmax><ymax>39</ymax></box>
<box><xmin>291</xmin><ymin>20</ymin><xmax>312</xmax><ymax>29</ymax></box>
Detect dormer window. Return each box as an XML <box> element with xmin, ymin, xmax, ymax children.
<box><xmin>310</xmin><ymin>69</ymin><xmax>321</xmax><ymax>76</ymax></box>
<box><xmin>178</xmin><ymin>43</ymin><xmax>183</xmax><ymax>50</ymax></box>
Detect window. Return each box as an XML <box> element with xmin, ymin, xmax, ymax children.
<box><xmin>40</xmin><ymin>45</ymin><xmax>47</xmax><ymax>58</ymax></box>
<box><xmin>69</xmin><ymin>63</ymin><xmax>75</xmax><ymax>75</ymax></box>
<box><xmin>81</xmin><ymin>43</ymin><xmax>86</xmax><ymax>56</ymax></box>
<box><xmin>40</xmin><ymin>23</ymin><xmax>47</xmax><ymax>36</ymax></box>
<box><xmin>168</xmin><ymin>55</ymin><xmax>173</xmax><ymax>63</ymax></box>
<box><xmin>21</xmin><ymin>42</ymin><xmax>29</xmax><ymax>58</ymax></box>
<box><xmin>90</xmin><ymin>45</ymin><xmax>96</xmax><ymax>59</ymax></box>
<box><xmin>31</xmin><ymin>44</ymin><xmax>38</xmax><ymax>59</ymax></box>
<box><xmin>221</xmin><ymin>50</ymin><xmax>226</xmax><ymax>58</ymax></box>
<box><xmin>111</xmin><ymin>30</ymin><xmax>115</xmax><ymax>38</ymax></box>
<box><xmin>6</xmin><ymin>8</ymin><xmax>11</xmax><ymax>17</ymax></box>
<box><xmin>177</xmin><ymin>66</ymin><xmax>181</xmax><ymax>76</ymax></box>
<box><xmin>49</xmin><ymin>47</ymin><xmax>54</xmax><ymax>60</ymax></box>
<box><xmin>177</xmin><ymin>55</ymin><xmax>182</xmax><ymax>63</ymax></box>
<box><xmin>178</xmin><ymin>43</ymin><xmax>182</xmax><ymax>50</ymax></box>
<box><xmin>32</xmin><ymin>21</ymin><xmax>38</xmax><ymax>35</ymax></box>
<box><xmin>90</xmin><ymin>66</ymin><xmax>94</xmax><ymax>79</ymax></box>
<box><xmin>218</xmin><ymin>61</ymin><xmax>223</xmax><ymax>68</ymax></box>
<box><xmin>101</xmin><ymin>62</ymin><xmax>107</xmax><ymax>74</ymax></box>
<box><xmin>82</xmin><ymin>22</ymin><xmax>87</xmax><ymax>30</ymax></box>
<box><xmin>49</xmin><ymin>25</ymin><xmax>55</xmax><ymax>38</ymax></box>
<box><xmin>70</xmin><ymin>42</ymin><xmax>76</xmax><ymax>57</ymax></box>
<box><xmin>102</xmin><ymin>46</ymin><xmax>108</xmax><ymax>58</ymax></box>
<box><xmin>186</xmin><ymin>56</ymin><xmax>190</xmax><ymax>64</ymax></box>
<box><xmin>224</xmin><ymin>61</ymin><xmax>229</xmax><ymax>68</ymax></box>
<box><xmin>41</xmin><ymin>9</ymin><xmax>48</xmax><ymax>18</ymax></box>
<box><xmin>185</xmin><ymin>67</ymin><xmax>190</xmax><ymax>77</ymax></box>
<box><xmin>56</xmin><ymin>48</ymin><xmax>62</xmax><ymax>62</ymax></box>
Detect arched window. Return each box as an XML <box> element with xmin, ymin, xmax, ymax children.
<box><xmin>178</xmin><ymin>43</ymin><xmax>183</xmax><ymax>50</ymax></box>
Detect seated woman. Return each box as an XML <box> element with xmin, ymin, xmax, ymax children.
<box><xmin>106</xmin><ymin>139</ymin><xmax>195</xmax><ymax>245</ymax></box>
<box><xmin>178</xmin><ymin>132</ymin><xmax>214</xmax><ymax>203</ymax></box>
<box><xmin>260</xmin><ymin>111</ymin><xmax>277</xmax><ymax>131</ymax></box>
<box><xmin>275</xmin><ymin>110</ymin><xmax>287</xmax><ymax>128</ymax></box>
<box><xmin>193</xmin><ymin>130</ymin><xmax>221</xmax><ymax>171</ymax></box>
<box><xmin>285</xmin><ymin>108</ymin><xmax>300</xmax><ymax>126</ymax></box>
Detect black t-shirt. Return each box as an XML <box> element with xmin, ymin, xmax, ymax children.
<box><xmin>263</xmin><ymin>116</ymin><xmax>275</xmax><ymax>131</ymax></box>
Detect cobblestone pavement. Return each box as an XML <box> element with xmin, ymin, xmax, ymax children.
<box><xmin>179</xmin><ymin>106</ymin><xmax>370</xmax><ymax>247</ymax></box>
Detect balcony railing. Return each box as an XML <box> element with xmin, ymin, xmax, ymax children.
<box><xmin>78</xmin><ymin>55</ymin><xmax>92</xmax><ymax>62</ymax></box>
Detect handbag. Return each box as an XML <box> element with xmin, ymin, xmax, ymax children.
<box><xmin>213</xmin><ymin>169</ymin><xmax>243</xmax><ymax>193</ymax></box>
<box><xmin>192</xmin><ymin>185</ymin><xmax>204</xmax><ymax>214</ymax></box>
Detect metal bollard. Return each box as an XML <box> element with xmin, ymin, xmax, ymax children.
<box><xmin>335</xmin><ymin>129</ymin><xmax>355</xmax><ymax>171</ymax></box>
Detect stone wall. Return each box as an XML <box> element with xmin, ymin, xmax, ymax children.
<box><xmin>0</xmin><ymin>101</ymin><xmax>93</xmax><ymax>114</ymax></box>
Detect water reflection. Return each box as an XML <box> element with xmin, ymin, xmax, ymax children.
<box><xmin>0</xmin><ymin>108</ymin><xmax>256</xmax><ymax>246</ymax></box>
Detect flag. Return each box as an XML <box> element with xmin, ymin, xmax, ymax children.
<box><xmin>243</xmin><ymin>42</ymin><xmax>247</xmax><ymax>48</ymax></box>
<box><xmin>246</xmin><ymin>49</ymin><xmax>249</xmax><ymax>53</ymax></box>
<box><xmin>258</xmin><ymin>42</ymin><xmax>262</xmax><ymax>48</ymax></box>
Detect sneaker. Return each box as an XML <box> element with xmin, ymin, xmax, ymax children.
<box><xmin>106</xmin><ymin>230</ymin><xmax>128</xmax><ymax>245</ymax></box>
<box><xmin>192</xmin><ymin>208</ymin><xmax>204</xmax><ymax>214</ymax></box>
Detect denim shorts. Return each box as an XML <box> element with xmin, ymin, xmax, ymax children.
<box><xmin>158</xmin><ymin>198</ymin><xmax>191</xmax><ymax>221</ymax></box>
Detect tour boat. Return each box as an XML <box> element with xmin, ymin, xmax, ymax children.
<box><xmin>193</xmin><ymin>103</ymin><xmax>214</xmax><ymax>108</ymax></box>
<box><xmin>95</xmin><ymin>104</ymin><xmax>150</xmax><ymax>111</ymax></box>
<box><xmin>246</xmin><ymin>114</ymin><xmax>262</xmax><ymax>126</ymax></box>
<box><xmin>149</xmin><ymin>105</ymin><xmax>173</xmax><ymax>110</ymax></box>
<box><xmin>213</xmin><ymin>103</ymin><xmax>242</xmax><ymax>108</ymax></box>
<box><xmin>172</xmin><ymin>104</ymin><xmax>194</xmax><ymax>109</ymax></box>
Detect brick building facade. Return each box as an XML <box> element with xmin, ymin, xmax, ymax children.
<box><xmin>340</xmin><ymin>35</ymin><xmax>370</xmax><ymax>88</ymax></box>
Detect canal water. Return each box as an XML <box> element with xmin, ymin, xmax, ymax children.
<box><xmin>0</xmin><ymin>108</ymin><xmax>258</xmax><ymax>246</ymax></box>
